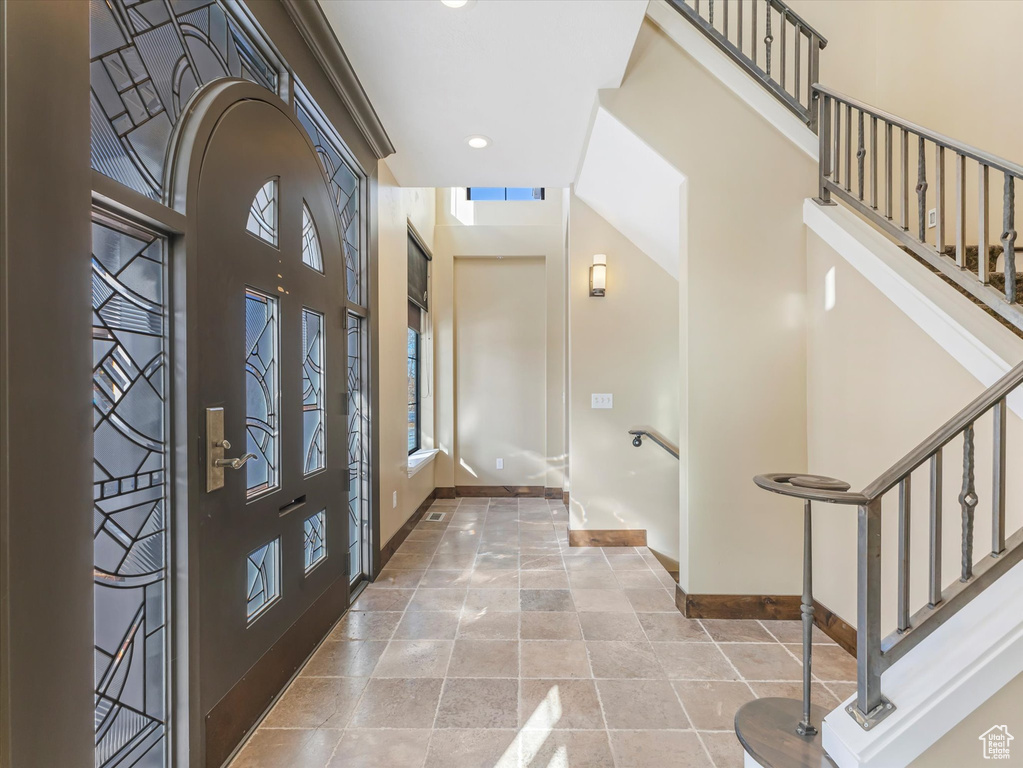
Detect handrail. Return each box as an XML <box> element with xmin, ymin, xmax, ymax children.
<box><xmin>814</xmin><ymin>85</ymin><xmax>1023</xmax><ymax>179</ymax></box>
<box><xmin>628</xmin><ymin>428</ymin><xmax>680</xmax><ymax>460</ymax></box>
<box><xmin>755</xmin><ymin>357</ymin><xmax>1023</xmax><ymax>730</ymax></box>
<box><xmin>666</xmin><ymin>0</ymin><xmax>826</xmax><ymax>132</ymax></box>
<box><xmin>813</xmin><ymin>85</ymin><xmax>1023</xmax><ymax>332</ymax></box>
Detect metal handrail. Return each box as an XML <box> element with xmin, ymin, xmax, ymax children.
<box><xmin>813</xmin><ymin>85</ymin><xmax>1022</xmax><ymax>332</ymax></box>
<box><xmin>756</xmin><ymin>358</ymin><xmax>1023</xmax><ymax>730</ymax></box>
<box><xmin>667</xmin><ymin>0</ymin><xmax>826</xmax><ymax>131</ymax></box>
<box><xmin>628</xmin><ymin>429</ymin><xmax>680</xmax><ymax>460</ymax></box>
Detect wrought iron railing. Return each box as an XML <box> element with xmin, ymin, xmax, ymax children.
<box><xmin>666</xmin><ymin>0</ymin><xmax>827</xmax><ymax>131</ymax></box>
<box><xmin>629</xmin><ymin>428</ymin><xmax>680</xmax><ymax>459</ymax></box>
<box><xmin>756</xmin><ymin>359</ymin><xmax>1023</xmax><ymax>729</ymax></box>
<box><xmin>814</xmin><ymin>85</ymin><xmax>1023</xmax><ymax>332</ymax></box>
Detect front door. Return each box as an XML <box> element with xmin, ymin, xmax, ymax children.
<box><xmin>193</xmin><ymin>96</ymin><xmax>347</xmax><ymax>764</ymax></box>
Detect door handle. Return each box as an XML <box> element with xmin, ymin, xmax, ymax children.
<box><xmin>214</xmin><ymin>453</ymin><xmax>257</xmax><ymax>470</ymax></box>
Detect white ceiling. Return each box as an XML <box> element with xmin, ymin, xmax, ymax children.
<box><xmin>319</xmin><ymin>0</ymin><xmax>647</xmax><ymax>188</ymax></box>
<box><xmin>576</xmin><ymin>106</ymin><xmax>684</xmax><ymax>279</ymax></box>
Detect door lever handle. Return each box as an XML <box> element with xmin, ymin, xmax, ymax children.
<box><xmin>214</xmin><ymin>453</ymin><xmax>257</xmax><ymax>470</ymax></box>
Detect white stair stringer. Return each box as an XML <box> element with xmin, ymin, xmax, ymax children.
<box><xmin>823</xmin><ymin>553</ymin><xmax>1023</xmax><ymax>767</ymax></box>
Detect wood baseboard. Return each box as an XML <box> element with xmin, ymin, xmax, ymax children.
<box><xmin>673</xmin><ymin>586</ymin><xmax>856</xmax><ymax>656</ymax></box>
<box><xmin>454</xmin><ymin>485</ymin><xmax>545</xmax><ymax>498</ymax></box>
<box><xmin>568</xmin><ymin>529</ymin><xmax>647</xmax><ymax>547</ymax></box>
<box><xmin>674</xmin><ymin>584</ymin><xmax>801</xmax><ymax>620</ymax></box>
<box><xmin>813</xmin><ymin>600</ymin><xmax>856</xmax><ymax>656</ymax></box>
<box><xmin>562</xmin><ymin>491</ymin><xmax>570</xmax><ymax>506</ymax></box>
<box><xmin>433</xmin><ymin>486</ymin><xmax>456</xmax><ymax>499</ymax></box>
<box><xmin>377</xmin><ymin>491</ymin><xmax>436</xmax><ymax>573</ymax></box>
<box><xmin>544</xmin><ymin>486</ymin><xmax>563</xmax><ymax>500</ymax></box>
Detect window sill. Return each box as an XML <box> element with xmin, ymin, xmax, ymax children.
<box><xmin>407</xmin><ymin>449</ymin><xmax>439</xmax><ymax>478</ymax></box>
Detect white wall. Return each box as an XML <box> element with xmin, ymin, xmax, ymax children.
<box><xmin>568</xmin><ymin>195</ymin><xmax>680</xmax><ymax>563</ymax></box>
<box><xmin>806</xmin><ymin>228</ymin><xmax>1023</xmax><ymax>628</ymax></box>
<box><xmin>374</xmin><ymin>161</ymin><xmax>436</xmax><ymax>544</ymax></box>
<box><xmin>454</xmin><ymin>257</ymin><xmax>548</xmax><ymax>488</ymax></box>
<box><xmin>604</xmin><ymin>19</ymin><xmax>812</xmax><ymax>594</ymax></box>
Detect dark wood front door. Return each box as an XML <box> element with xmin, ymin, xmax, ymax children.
<box><xmin>193</xmin><ymin>96</ymin><xmax>347</xmax><ymax>765</ymax></box>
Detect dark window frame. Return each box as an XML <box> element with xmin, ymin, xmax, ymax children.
<box><xmin>466</xmin><ymin>187</ymin><xmax>545</xmax><ymax>201</ymax></box>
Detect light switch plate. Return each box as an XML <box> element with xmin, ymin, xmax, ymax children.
<box><xmin>392</xmin><ymin>491</ymin><xmax>398</xmax><ymax>509</ymax></box>
<box><xmin>591</xmin><ymin>393</ymin><xmax>613</xmax><ymax>409</ymax></box>
<box><xmin>496</xmin><ymin>458</ymin><xmax>504</xmax><ymax>470</ymax></box>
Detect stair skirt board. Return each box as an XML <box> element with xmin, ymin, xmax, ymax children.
<box><xmin>675</xmin><ymin>584</ymin><xmax>856</xmax><ymax>655</ymax></box>
<box><xmin>568</xmin><ymin>528</ymin><xmax>647</xmax><ymax>547</ymax></box>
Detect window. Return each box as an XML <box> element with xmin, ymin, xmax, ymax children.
<box><xmin>408</xmin><ymin>307</ymin><xmax>421</xmax><ymax>455</ymax></box>
<box><xmin>467</xmin><ymin>187</ymin><xmax>545</xmax><ymax>201</ymax></box>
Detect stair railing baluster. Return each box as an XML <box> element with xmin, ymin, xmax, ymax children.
<box><xmin>885</xmin><ymin>121</ymin><xmax>893</xmax><ymax>220</ymax></box>
<box><xmin>845</xmin><ymin>103</ymin><xmax>852</xmax><ymax>192</ymax></box>
<box><xmin>779</xmin><ymin>10</ymin><xmax>786</xmax><ymax>92</ymax></box>
<box><xmin>935</xmin><ymin>145</ymin><xmax>945</xmax><ymax>252</ymax></box>
<box><xmin>928</xmin><ymin>449</ymin><xmax>942</xmax><ymax>607</ymax></box>
<box><xmin>916</xmin><ymin>136</ymin><xmax>927</xmax><ymax>241</ymax></box>
<box><xmin>870</xmin><ymin>116</ymin><xmax>878</xmax><ymax>209</ymax></box>
<box><xmin>979</xmin><ymin>165</ymin><xmax>990</xmax><ymax>284</ymax></box>
<box><xmin>793</xmin><ymin>25</ymin><xmax>801</xmax><ymax>106</ymax></box>
<box><xmin>992</xmin><ymin>398</ymin><xmax>1006</xmax><ymax>556</ymax></box>
<box><xmin>959</xmin><ymin>423</ymin><xmax>977</xmax><ymax>582</ymax></box>
<box><xmin>955</xmin><ymin>153</ymin><xmax>966</xmax><ymax>268</ymax></box>
<box><xmin>1002</xmin><ymin>174</ymin><xmax>1017</xmax><ymax>304</ymax></box>
<box><xmin>751</xmin><ymin>0</ymin><xmax>757</xmax><ymax>66</ymax></box>
<box><xmin>857</xmin><ymin>110</ymin><xmax>865</xmax><ymax>201</ymax></box>
<box><xmin>764</xmin><ymin>3</ymin><xmax>773</xmax><ymax>77</ymax></box>
<box><xmin>897</xmin><ymin>476</ymin><xmax>911</xmax><ymax>631</ymax></box>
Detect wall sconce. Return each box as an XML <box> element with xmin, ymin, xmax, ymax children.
<box><xmin>589</xmin><ymin>254</ymin><xmax>607</xmax><ymax>297</ymax></box>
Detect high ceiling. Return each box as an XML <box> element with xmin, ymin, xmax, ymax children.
<box><xmin>319</xmin><ymin>0</ymin><xmax>647</xmax><ymax>188</ymax></box>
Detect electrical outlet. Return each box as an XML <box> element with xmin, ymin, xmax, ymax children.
<box><xmin>928</xmin><ymin>208</ymin><xmax>937</xmax><ymax>228</ymax></box>
<box><xmin>392</xmin><ymin>491</ymin><xmax>397</xmax><ymax>509</ymax></box>
<box><xmin>496</xmin><ymin>458</ymin><xmax>504</xmax><ymax>470</ymax></box>
<box><xmin>591</xmin><ymin>393</ymin><xmax>613</xmax><ymax>409</ymax></box>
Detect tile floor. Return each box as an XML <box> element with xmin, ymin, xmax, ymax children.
<box><xmin>231</xmin><ymin>497</ymin><xmax>858</xmax><ymax>768</ymax></box>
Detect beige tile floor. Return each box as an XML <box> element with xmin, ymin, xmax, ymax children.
<box><xmin>231</xmin><ymin>497</ymin><xmax>857</xmax><ymax>768</ymax></box>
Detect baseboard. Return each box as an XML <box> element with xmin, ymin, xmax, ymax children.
<box><xmin>813</xmin><ymin>599</ymin><xmax>856</xmax><ymax>656</ymax></box>
<box><xmin>434</xmin><ymin>486</ymin><xmax>456</xmax><ymax>499</ymax></box>
<box><xmin>454</xmin><ymin>485</ymin><xmax>545</xmax><ymax>498</ymax></box>
<box><xmin>568</xmin><ymin>528</ymin><xmax>647</xmax><ymax>547</ymax></box>
<box><xmin>544</xmin><ymin>486</ymin><xmax>563</xmax><ymax>500</ymax></box>
<box><xmin>674</xmin><ymin>584</ymin><xmax>800</xmax><ymax>620</ymax></box>
<box><xmin>562</xmin><ymin>491</ymin><xmax>570</xmax><ymax>506</ymax></box>
<box><xmin>673</xmin><ymin>585</ymin><xmax>856</xmax><ymax>656</ymax></box>
<box><xmin>377</xmin><ymin>491</ymin><xmax>436</xmax><ymax>573</ymax></box>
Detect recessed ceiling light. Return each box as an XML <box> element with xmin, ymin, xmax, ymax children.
<box><xmin>466</xmin><ymin>135</ymin><xmax>490</xmax><ymax>149</ymax></box>
<box><xmin>441</xmin><ymin>0</ymin><xmax>469</xmax><ymax>7</ymax></box>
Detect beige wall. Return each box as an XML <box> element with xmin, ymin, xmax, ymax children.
<box><xmin>433</xmin><ymin>189</ymin><xmax>567</xmax><ymax>492</ymax></box>
<box><xmin>374</xmin><ymin>161</ymin><xmax>436</xmax><ymax>544</ymax></box>
<box><xmin>568</xmin><ymin>195</ymin><xmax>681</xmax><ymax>563</ymax></box>
<box><xmin>806</xmin><ymin>228</ymin><xmax>1023</xmax><ymax>627</ymax></box>
<box><xmin>788</xmin><ymin>0</ymin><xmax>1023</xmax><ymax>163</ymax></box>
<box><xmin>605</xmin><ymin>20</ymin><xmax>811</xmax><ymax>594</ymax></box>
<box><xmin>909</xmin><ymin>670</ymin><xmax>1023</xmax><ymax>767</ymax></box>
<box><xmin>454</xmin><ymin>257</ymin><xmax>548</xmax><ymax>487</ymax></box>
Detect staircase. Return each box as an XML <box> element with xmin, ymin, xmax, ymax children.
<box><xmin>657</xmin><ymin>1</ymin><xmax>1023</xmax><ymax>766</ymax></box>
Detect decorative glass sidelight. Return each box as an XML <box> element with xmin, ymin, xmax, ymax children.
<box><xmin>244</xmin><ymin>289</ymin><xmax>279</xmax><ymax>497</ymax></box>
<box><xmin>301</xmin><ymin>204</ymin><xmax>324</xmax><ymax>272</ymax></box>
<box><xmin>301</xmin><ymin>309</ymin><xmax>325</xmax><ymax>475</ymax></box>
<box><xmin>303</xmin><ymin>510</ymin><xmax>327</xmax><ymax>572</ymax></box>
<box><xmin>89</xmin><ymin>0</ymin><xmax>278</xmax><ymax>201</ymax></box>
<box><xmin>91</xmin><ymin>214</ymin><xmax>168</xmax><ymax>768</ymax></box>
<box><xmin>246</xmin><ymin>179</ymin><xmax>278</xmax><ymax>247</ymax></box>
<box><xmin>347</xmin><ymin>316</ymin><xmax>367</xmax><ymax>580</ymax></box>
<box><xmin>295</xmin><ymin>95</ymin><xmax>362</xmax><ymax>305</ymax></box>
<box><xmin>246</xmin><ymin>538</ymin><xmax>281</xmax><ymax>621</ymax></box>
